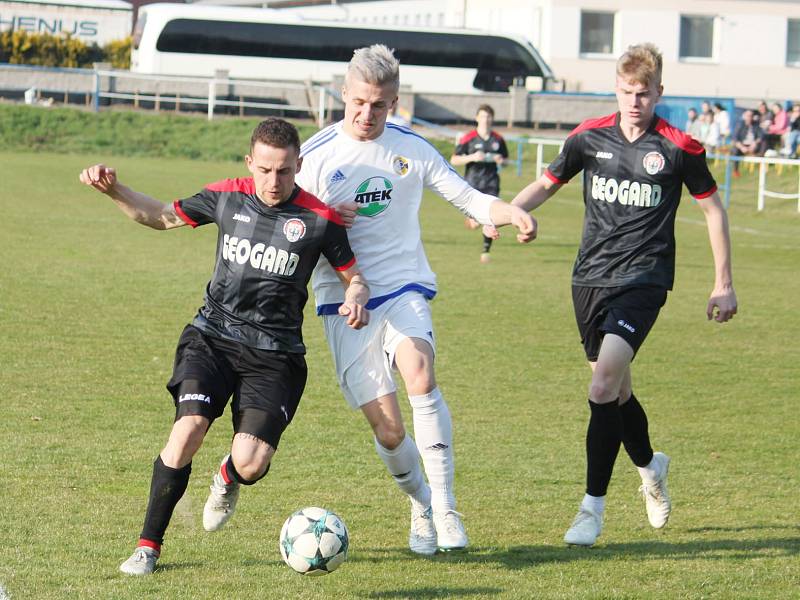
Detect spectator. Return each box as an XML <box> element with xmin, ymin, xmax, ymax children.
<box><xmin>713</xmin><ymin>102</ymin><xmax>731</xmax><ymax>142</ymax></box>
<box><xmin>704</xmin><ymin>109</ymin><xmax>722</xmax><ymax>152</ymax></box>
<box><xmin>685</xmin><ymin>107</ymin><xmax>705</xmax><ymax>142</ymax></box>
<box><xmin>755</xmin><ymin>100</ymin><xmax>773</xmax><ymax>131</ymax></box>
<box><xmin>731</xmin><ymin>109</ymin><xmax>765</xmax><ymax>176</ymax></box>
<box><xmin>766</xmin><ymin>102</ymin><xmax>789</xmax><ymax>150</ymax></box>
<box><xmin>781</xmin><ymin>104</ymin><xmax>800</xmax><ymax>158</ymax></box>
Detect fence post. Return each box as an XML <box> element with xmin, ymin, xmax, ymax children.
<box><xmin>516</xmin><ymin>140</ymin><xmax>523</xmax><ymax>177</ymax></box>
<box><xmin>318</xmin><ymin>86</ymin><xmax>326</xmax><ymax>129</ymax></box>
<box><xmin>208</xmin><ymin>79</ymin><xmax>215</xmax><ymax>121</ymax></box>
<box><xmin>757</xmin><ymin>161</ymin><xmax>766</xmax><ymax>211</ymax></box>
<box><xmin>723</xmin><ymin>154</ymin><xmax>732</xmax><ymax>209</ymax></box>
<box><xmin>92</xmin><ymin>69</ymin><xmax>100</xmax><ymax>112</ymax></box>
<box><xmin>535</xmin><ymin>142</ymin><xmax>543</xmax><ymax>179</ymax></box>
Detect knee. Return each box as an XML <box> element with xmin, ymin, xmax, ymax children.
<box><xmin>235</xmin><ymin>458</ymin><xmax>270</xmax><ymax>482</ymax></box>
<box><xmin>400</xmin><ymin>357</ymin><xmax>435</xmax><ymax>395</ymax></box>
<box><xmin>588</xmin><ymin>376</ymin><xmax>619</xmax><ymax>404</ymax></box>
<box><xmin>162</xmin><ymin>415</ymin><xmax>208</xmax><ymax>467</ymax></box>
<box><xmin>374</xmin><ymin>422</ymin><xmax>406</xmax><ymax>450</ymax></box>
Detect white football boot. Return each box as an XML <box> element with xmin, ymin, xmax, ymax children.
<box><xmin>409</xmin><ymin>505</ymin><xmax>438</xmax><ymax>555</ymax></box>
<box><xmin>203</xmin><ymin>470</ymin><xmax>240</xmax><ymax>532</ymax></box>
<box><xmin>119</xmin><ymin>546</ymin><xmax>159</xmax><ymax>576</ymax></box>
<box><xmin>434</xmin><ymin>510</ymin><xmax>468</xmax><ymax>551</ymax></box>
<box><xmin>639</xmin><ymin>451</ymin><xmax>671</xmax><ymax>528</ymax></box>
<box><xmin>564</xmin><ymin>507</ymin><xmax>603</xmax><ymax>546</ymax></box>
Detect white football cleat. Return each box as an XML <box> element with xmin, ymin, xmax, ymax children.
<box><xmin>564</xmin><ymin>507</ymin><xmax>602</xmax><ymax>546</ymax></box>
<box><xmin>434</xmin><ymin>510</ymin><xmax>468</xmax><ymax>551</ymax></box>
<box><xmin>409</xmin><ymin>505</ymin><xmax>438</xmax><ymax>555</ymax></box>
<box><xmin>119</xmin><ymin>546</ymin><xmax>159</xmax><ymax>576</ymax></box>
<box><xmin>639</xmin><ymin>451</ymin><xmax>671</xmax><ymax>529</ymax></box>
<box><xmin>203</xmin><ymin>471</ymin><xmax>240</xmax><ymax>532</ymax></box>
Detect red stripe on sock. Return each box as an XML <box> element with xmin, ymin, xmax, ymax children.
<box><xmin>220</xmin><ymin>460</ymin><xmax>233</xmax><ymax>485</ymax></box>
<box><xmin>138</xmin><ymin>538</ymin><xmax>161</xmax><ymax>554</ymax></box>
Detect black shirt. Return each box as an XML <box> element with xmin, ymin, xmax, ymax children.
<box><xmin>175</xmin><ymin>179</ymin><xmax>355</xmax><ymax>353</ymax></box>
<box><xmin>547</xmin><ymin>112</ymin><xmax>717</xmax><ymax>290</ymax></box>
<box><xmin>454</xmin><ymin>130</ymin><xmax>509</xmax><ymax>195</ymax></box>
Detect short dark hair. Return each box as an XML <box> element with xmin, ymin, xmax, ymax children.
<box><xmin>477</xmin><ymin>104</ymin><xmax>495</xmax><ymax>117</ymax></box>
<box><xmin>250</xmin><ymin>118</ymin><xmax>300</xmax><ymax>153</ymax></box>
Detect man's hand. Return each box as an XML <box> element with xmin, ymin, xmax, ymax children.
<box><xmin>335</xmin><ymin>201</ymin><xmax>359</xmax><ymax>228</ymax></box>
<box><xmin>510</xmin><ymin>205</ymin><xmax>537</xmax><ymax>243</ymax></box>
<box><xmin>707</xmin><ymin>286</ymin><xmax>738</xmax><ymax>323</ymax></box>
<box><xmin>339</xmin><ymin>299</ymin><xmax>369</xmax><ymax>329</ymax></box>
<box><xmin>79</xmin><ymin>164</ymin><xmax>117</xmax><ymax>194</ymax></box>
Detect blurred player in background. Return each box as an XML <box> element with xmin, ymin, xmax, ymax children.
<box><xmin>80</xmin><ymin>118</ymin><xmax>369</xmax><ymax>575</ymax></box>
<box><xmin>451</xmin><ymin>104</ymin><xmax>509</xmax><ymax>263</ymax></box>
<box><xmin>510</xmin><ymin>43</ymin><xmax>737</xmax><ymax>546</ymax></box>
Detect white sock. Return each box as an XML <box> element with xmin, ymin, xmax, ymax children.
<box><xmin>637</xmin><ymin>455</ymin><xmax>660</xmax><ymax>482</ymax></box>
<box><xmin>409</xmin><ymin>388</ymin><xmax>455</xmax><ymax>513</ymax></box>
<box><xmin>581</xmin><ymin>493</ymin><xmax>606</xmax><ymax>515</ymax></box>
<box><xmin>373</xmin><ymin>435</ymin><xmax>431</xmax><ymax>509</ymax></box>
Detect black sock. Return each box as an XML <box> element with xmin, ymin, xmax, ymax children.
<box><xmin>482</xmin><ymin>235</ymin><xmax>493</xmax><ymax>253</ymax></box>
<box><xmin>586</xmin><ymin>400</ymin><xmax>623</xmax><ymax>497</ymax></box>
<box><xmin>620</xmin><ymin>393</ymin><xmax>654</xmax><ymax>467</ymax></box>
<box><xmin>224</xmin><ymin>453</ymin><xmax>269</xmax><ymax>486</ymax></box>
<box><xmin>139</xmin><ymin>456</ymin><xmax>192</xmax><ymax>546</ymax></box>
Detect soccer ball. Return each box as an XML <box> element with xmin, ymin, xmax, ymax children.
<box><xmin>279</xmin><ymin>507</ymin><xmax>349</xmax><ymax>576</ymax></box>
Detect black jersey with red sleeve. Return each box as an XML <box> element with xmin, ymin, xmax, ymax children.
<box><xmin>454</xmin><ymin>130</ymin><xmax>509</xmax><ymax>195</ymax></box>
<box><xmin>546</xmin><ymin>112</ymin><xmax>717</xmax><ymax>290</ymax></box>
<box><xmin>174</xmin><ymin>178</ymin><xmax>355</xmax><ymax>353</ymax></box>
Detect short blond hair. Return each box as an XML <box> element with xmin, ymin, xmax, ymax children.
<box><xmin>616</xmin><ymin>43</ymin><xmax>662</xmax><ymax>87</ymax></box>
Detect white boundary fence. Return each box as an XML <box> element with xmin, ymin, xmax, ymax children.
<box><xmin>92</xmin><ymin>69</ymin><xmax>334</xmax><ymax>126</ymax></box>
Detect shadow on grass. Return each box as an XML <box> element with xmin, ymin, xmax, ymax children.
<box><xmin>352</xmin><ymin>534</ymin><xmax>799</xmax><ymax>570</ymax></box>
<box><xmin>367</xmin><ymin>587</ymin><xmax>502</xmax><ymax>599</ymax></box>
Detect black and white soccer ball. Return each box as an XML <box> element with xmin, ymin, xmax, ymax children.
<box><xmin>279</xmin><ymin>507</ymin><xmax>349</xmax><ymax>576</ymax></box>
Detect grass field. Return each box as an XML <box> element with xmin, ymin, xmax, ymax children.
<box><xmin>1</xmin><ymin>143</ymin><xmax>798</xmax><ymax>599</ymax></box>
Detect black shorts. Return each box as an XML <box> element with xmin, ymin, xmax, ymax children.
<box><xmin>166</xmin><ymin>325</ymin><xmax>307</xmax><ymax>448</ymax></box>
<box><xmin>572</xmin><ymin>285</ymin><xmax>668</xmax><ymax>361</ymax></box>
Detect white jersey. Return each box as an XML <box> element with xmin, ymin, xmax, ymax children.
<box><xmin>297</xmin><ymin>121</ymin><xmax>496</xmax><ymax>314</ymax></box>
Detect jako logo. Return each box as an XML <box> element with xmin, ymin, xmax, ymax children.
<box><xmin>233</xmin><ymin>213</ymin><xmax>251</xmax><ymax>223</ymax></box>
<box><xmin>354</xmin><ymin>176</ymin><xmax>393</xmax><ymax>217</ymax></box>
<box><xmin>591</xmin><ymin>176</ymin><xmax>662</xmax><ymax>207</ymax></box>
<box><xmin>617</xmin><ymin>319</ymin><xmax>636</xmax><ymax>333</ymax></box>
<box><xmin>179</xmin><ymin>393</ymin><xmax>211</xmax><ymax>404</ymax></box>
<box><xmin>222</xmin><ymin>234</ymin><xmax>299</xmax><ymax>275</ymax></box>
<box><xmin>596</xmin><ymin>151</ymin><xmax>614</xmax><ymax>159</ymax></box>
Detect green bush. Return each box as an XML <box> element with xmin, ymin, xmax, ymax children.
<box><xmin>0</xmin><ymin>30</ymin><xmax>130</xmax><ymax>68</ymax></box>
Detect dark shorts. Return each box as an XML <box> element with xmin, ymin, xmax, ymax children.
<box><xmin>572</xmin><ymin>285</ymin><xmax>668</xmax><ymax>362</ymax></box>
<box><xmin>166</xmin><ymin>325</ymin><xmax>307</xmax><ymax>448</ymax></box>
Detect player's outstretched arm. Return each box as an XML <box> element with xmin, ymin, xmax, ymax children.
<box><xmin>79</xmin><ymin>164</ymin><xmax>185</xmax><ymax>230</ymax></box>
<box><xmin>697</xmin><ymin>192</ymin><xmax>738</xmax><ymax>323</ymax></box>
<box><xmin>336</xmin><ymin>266</ymin><xmax>370</xmax><ymax>330</ymax></box>
<box><xmin>511</xmin><ymin>173</ymin><xmax>562</xmax><ymax>213</ymax></box>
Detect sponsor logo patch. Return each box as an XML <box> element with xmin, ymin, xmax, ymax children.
<box><xmin>283</xmin><ymin>218</ymin><xmax>306</xmax><ymax>242</ymax></box>
<box><xmin>392</xmin><ymin>156</ymin><xmax>409</xmax><ymax>176</ymax></box>
<box><xmin>179</xmin><ymin>393</ymin><xmax>211</xmax><ymax>404</ymax></box>
<box><xmin>642</xmin><ymin>151</ymin><xmax>666</xmax><ymax>175</ymax></box>
<box><xmin>222</xmin><ymin>234</ymin><xmax>299</xmax><ymax>275</ymax></box>
<box><xmin>591</xmin><ymin>176</ymin><xmax>662</xmax><ymax>207</ymax></box>
<box><xmin>354</xmin><ymin>176</ymin><xmax>393</xmax><ymax>217</ymax></box>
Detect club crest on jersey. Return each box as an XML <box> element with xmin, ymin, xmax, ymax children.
<box><xmin>354</xmin><ymin>176</ymin><xmax>393</xmax><ymax>217</ymax></box>
<box><xmin>392</xmin><ymin>156</ymin><xmax>409</xmax><ymax>176</ymax></box>
<box><xmin>643</xmin><ymin>151</ymin><xmax>666</xmax><ymax>175</ymax></box>
<box><xmin>283</xmin><ymin>218</ymin><xmax>306</xmax><ymax>242</ymax></box>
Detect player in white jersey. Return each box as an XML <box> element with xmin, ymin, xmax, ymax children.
<box><xmin>296</xmin><ymin>44</ymin><xmax>536</xmax><ymax>554</ymax></box>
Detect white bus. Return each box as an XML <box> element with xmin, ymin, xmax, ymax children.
<box><xmin>131</xmin><ymin>3</ymin><xmax>554</xmax><ymax>94</ymax></box>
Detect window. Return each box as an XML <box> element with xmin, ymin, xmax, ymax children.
<box><xmin>580</xmin><ymin>11</ymin><xmax>614</xmax><ymax>55</ymax></box>
<box><xmin>788</xmin><ymin>19</ymin><xmax>800</xmax><ymax>65</ymax></box>
<box><xmin>680</xmin><ymin>15</ymin><xmax>714</xmax><ymax>59</ymax></box>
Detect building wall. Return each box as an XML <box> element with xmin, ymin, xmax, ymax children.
<box><xmin>277</xmin><ymin>0</ymin><xmax>800</xmax><ymax>100</ymax></box>
<box><xmin>0</xmin><ymin>0</ymin><xmax>133</xmax><ymax>44</ymax></box>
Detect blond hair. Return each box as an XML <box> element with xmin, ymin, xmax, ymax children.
<box><xmin>347</xmin><ymin>44</ymin><xmax>400</xmax><ymax>89</ymax></box>
<box><xmin>616</xmin><ymin>43</ymin><xmax>662</xmax><ymax>87</ymax></box>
